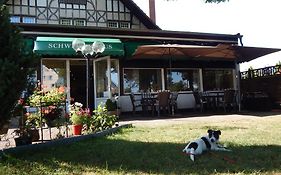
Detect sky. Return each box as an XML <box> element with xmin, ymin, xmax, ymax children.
<box><xmin>133</xmin><ymin>0</ymin><xmax>281</xmax><ymax>71</ymax></box>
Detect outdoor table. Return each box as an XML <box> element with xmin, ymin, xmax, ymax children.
<box><xmin>202</xmin><ymin>91</ymin><xmax>224</xmax><ymax>111</ymax></box>
<box><xmin>141</xmin><ymin>92</ymin><xmax>157</xmax><ymax>115</ymax></box>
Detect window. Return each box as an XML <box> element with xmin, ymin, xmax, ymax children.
<box><xmin>42</xmin><ymin>60</ymin><xmax>66</xmax><ymax>91</ymax></box>
<box><xmin>10</xmin><ymin>16</ymin><xmax>20</xmax><ymax>23</ymax></box>
<box><xmin>108</xmin><ymin>21</ymin><xmax>118</xmax><ymax>28</ymax></box>
<box><xmin>73</xmin><ymin>19</ymin><xmax>85</xmax><ymax>26</ymax></box>
<box><xmin>59</xmin><ymin>0</ymin><xmax>86</xmax><ymax>5</ymax></box>
<box><xmin>123</xmin><ymin>69</ymin><xmax>162</xmax><ymax>93</ymax></box>
<box><xmin>22</xmin><ymin>16</ymin><xmax>35</xmax><ymax>23</ymax></box>
<box><xmin>167</xmin><ymin>69</ymin><xmax>200</xmax><ymax>92</ymax></box>
<box><xmin>203</xmin><ymin>69</ymin><xmax>234</xmax><ymax>91</ymax></box>
<box><xmin>60</xmin><ymin>19</ymin><xmax>72</xmax><ymax>25</ymax></box>
<box><xmin>120</xmin><ymin>22</ymin><xmax>130</xmax><ymax>29</ymax></box>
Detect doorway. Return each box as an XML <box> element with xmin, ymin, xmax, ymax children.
<box><xmin>70</xmin><ymin>60</ymin><xmax>94</xmax><ymax>109</ymax></box>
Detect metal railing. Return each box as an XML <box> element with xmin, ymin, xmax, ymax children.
<box><xmin>241</xmin><ymin>65</ymin><xmax>281</xmax><ymax>79</ymax></box>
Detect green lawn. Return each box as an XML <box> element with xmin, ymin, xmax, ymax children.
<box><xmin>0</xmin><ymin>115</ymin><xmax>281</xmax><ymax>175</ymax></box>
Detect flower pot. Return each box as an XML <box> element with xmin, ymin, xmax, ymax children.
<box><xmin>29</xmin><ymin>129</ymin><xmax>40</xmax><ymax>142</ymax></box>
<box><xmin>72</xmin><ymin>124</ymin><xmax>83</xmax><ymax>135</ymax></box>
<box><xmin>14</xmin><ymin>136</ymin><xmax>32</xmax><ymax>146</ymax></box>
<box><xmin>0</xmin><ymin>123</ymin><xmax>9</xmax><ymax>135</ymax></box>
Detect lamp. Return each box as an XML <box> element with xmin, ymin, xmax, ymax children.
<box><xmin>72</xmin><ymin>39</ymin><xmax>105</xmax><ymax>109</ymax></box>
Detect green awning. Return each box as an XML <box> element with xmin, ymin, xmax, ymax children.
<box><xmin>33</xmin><ymin>37</ymin><xmax>124</xmax><ymax>57</ymax></box>
<box><xmin>124</xmin><ymin>41</ymin><xmax>159</xmax><ymax>58</ymax></box>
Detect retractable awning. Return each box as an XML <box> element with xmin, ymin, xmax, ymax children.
<box><xmin>33</xmin><ymin>37</ymin><xmax>124</xmax><ymax>57</ymax></box>
<box><xmin>132</xmin><ymin>44</ymin><xmax>281</xmax><ymax>63</ymax></box>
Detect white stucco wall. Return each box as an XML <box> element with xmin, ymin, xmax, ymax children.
<box><xmin>118</xmin><ymin>93</ymin><xmax>195</xmax><ymax>112</ymax></box>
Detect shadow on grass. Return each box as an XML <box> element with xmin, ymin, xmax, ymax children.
<box><xmin>7</xmin><ymin>137</ymin><xmax>281</xmax><ymax>174</ymax></box>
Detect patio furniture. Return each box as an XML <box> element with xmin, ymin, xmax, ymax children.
<box><xmin>155</xmin><ymin>91</ymin><xmax>171</xmax><ymax>116</ymax></box>
<box><xmin>201</xmin><ymin>91</ymin><xmax>224</xmax><ymax>111</ymax></box>
<box><xmin>193</xmin><ymin>91</ymin><xmax>207</xmax><ymax>112</ymax></box>
<box><xmin>170</xmin><ymin>92</ymin><xmax>178</xmax><ymax>115</ymax></box>
<box><xmin>141</xmin><ymin>92</ymin><xmax>156</xmax><ymax>116</ymax></box>
<box><xmin>220</xmin><ymin>89</ymin><xmax>237</xmax><ymax>112</ymax></box>
<box><xmin>129</xmin><ymin>93</ymin><xmax>142</xmax><ymax>116</ymax></box>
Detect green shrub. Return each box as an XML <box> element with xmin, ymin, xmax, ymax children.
<box><xmin>105</xmin><ymin>99</ymin><xmax>117</xmax><ymax>111</ymax></box>
<box><xmin>92</xmin><ymin>104</ymin><xmax>118</xmax><ymax>132</ymax></box>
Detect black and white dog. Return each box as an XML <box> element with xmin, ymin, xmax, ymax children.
<box><xmin>182</xmin><ymin>129</ymin><xmax>231</xmax><ymax>161</ymax></box>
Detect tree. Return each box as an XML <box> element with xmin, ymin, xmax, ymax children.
<box><xmin>0</xmin><ymin>3</ymin><xmax>38</xmax><ymax>127</ymax></box>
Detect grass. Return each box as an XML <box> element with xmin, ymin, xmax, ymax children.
<box><xmin>0</xmin><ymin>115</ymin><xmax>281</xmax><ymax>175</ymax></box>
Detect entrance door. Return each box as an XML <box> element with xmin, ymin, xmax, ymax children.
<box><xmin>94</xmin><ymin>56</ymin><xmax>120</xmax><ymax>108</ymax></box>
<box><xmin>69</xmin><ymin>61</ymin><xmax>87</xmax><ymax>107</ymax></box>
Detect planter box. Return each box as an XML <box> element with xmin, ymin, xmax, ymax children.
<box><xmin>14</xmin><ymin>137</ymin><xmax>32</xmax><ymax>147</ymax></box>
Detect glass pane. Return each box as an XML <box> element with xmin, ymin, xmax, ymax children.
<box><xmin>42</xmin><ymin>60</ymin><xmax>66</xmax><ymax>91</ymax></box>
<box><xmin>110</xmin><ymin>60</ymin><xmax>119</xmax><ymax>97</ymax></box>
<box><xmin>96</xmin><ymin>60</ymin><xmax>108</xmax><ymax>98</ymax></box>
<box><xmin>123</xmin><ymin>69</ymin><xmax>161</xmax><ymax>93</ymax></box>
<box><xmin>22</xmin><ymin>16</ymin><xmax>35</xmax><ymax>23</ymax></box>
<box><xmin>167</xmin><ymin>69</ymin><xmax>200</xmax><ymax>92</ymax></box>
<box><xmin>203</xmin><ymin>69</ymin><xmax>234</xmax><ymax>91</ymax></box>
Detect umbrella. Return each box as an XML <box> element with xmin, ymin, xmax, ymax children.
<box><xmin>132</xmin><ymin>44</ymin><xmax>281</xmax><ymax>63</ymax></box>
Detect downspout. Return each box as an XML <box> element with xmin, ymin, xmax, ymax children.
<box><xmin>236</xmin><ymin>33</ymin><xmax>243</xmax><ymax>112</ymax></box>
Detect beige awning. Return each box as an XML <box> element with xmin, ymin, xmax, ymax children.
<box><xmin>132</xmin><ymin>44</ymin><xmax>281</xmax><ymax>63</ymax></box>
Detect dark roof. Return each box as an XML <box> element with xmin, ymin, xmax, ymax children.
<box><xmin>120</xmin><ymin>0</ymin><xmax>161</xmax><ymax>30</ymax></box>
<box><xmin>17</xmin><ymin>23</ymin><xmax>239</xmax><ymax>45</ymax></box>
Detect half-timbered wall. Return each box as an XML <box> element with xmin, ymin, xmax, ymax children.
<box><xmin>7</xmin><ymin>0</ymin><xmax>147</xmax><ymax>29</ymax></box>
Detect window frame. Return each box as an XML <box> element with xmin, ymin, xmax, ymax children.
<box><xmin>166</xmin><ymin>68</ymin><xmax>201</xmax><ymax>92</ymax></box>
<box><xmin>202</xmin><ymin>68</ymin><xmax>235</xmax><ymax>91</ymax></box>
<box><xmin>123</xmin><ymin>68</ymin><xmax>164</xmax><ymax>94</ymax></box>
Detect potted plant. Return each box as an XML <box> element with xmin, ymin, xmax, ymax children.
<box><xmin>27</xmin><ymin>87</ymin><xmax>66</xmax><ymax>127</ymax></box>
<box><xmin>69</xmin><ymin>102</ymin><xmax>90</xmax><ymax>135</ymax></box>
<box><xmin>92</xmin><ymin>104</ymin><xmax>118</xmax><ymax>132</ymax></box>
<box><xmin>13</xmin><ymin>126</ymin><xmax>32</xmax><ymax>146</ymax></box>
<box><xmin>105</xmin><ymin>97</ymin><xmax>120</xmax><ymax>116</ymax></box>
<box><xmin>24</xmin><ymin>112</ymin><xmax>40</xmax><ymax>142</ymax></box>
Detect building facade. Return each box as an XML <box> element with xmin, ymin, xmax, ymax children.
<box><xmin>7</xmin><ymin>0</ymin><xmax>275</xmax><ymax>113</ymax></box>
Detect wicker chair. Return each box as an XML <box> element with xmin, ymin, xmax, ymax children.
<box><xmin>129</xmin><ymin>93</ymin><xmax>142</xmax><ymax>116</ymax></box>
<box><xmin>156</xmin><ymin>91</ymin><xmax>171</xmax><ymax>116</ymax></box>
<box><xmin>193</xmin><ymin>91</ymin><xmax>207</xmax><ymax>112</ymax></box>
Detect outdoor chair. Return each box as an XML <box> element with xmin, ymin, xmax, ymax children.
<box><xmin>170</xmin><ymin>92</ymin><xmax>178</xmax><ymax>115</ymax></box>
<box><xmin>220</xmin><ymin>89</ymin><xmax>237</xmax><ymax>112</ymax></box>
<box><xmin>193</xmin><ymin>91</ymin><xmax>207</xmax><ymax>112</ymax></box>
<box><xmin>155</xmin><ymin>91</ymin><xmax>171</xmax><ymax>116</ymax></box>
<box><xmin>129</xmin><ymin>93</ymin><xmax>142</xmax><ymax>116</ymax></box>
<box><xmin>141</xmin><ymin>92</ymin><xmax>156</xmax><ymax>116</ymax></box>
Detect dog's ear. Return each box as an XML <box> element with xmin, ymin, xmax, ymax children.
<box><xmin>217</xmin><ymin>130</ymin><xmax>221</xmax><ymax>135</ymax></box>
<box><xmin>207</xmin><ymin>129</ymin><xmax>213</xmax><ymax>134</ymax></box>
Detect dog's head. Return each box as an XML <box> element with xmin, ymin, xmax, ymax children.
<box><xmin>207</xmin><ymin>129</ymin><xmax>221</xmax><ymax>143</ymax></box>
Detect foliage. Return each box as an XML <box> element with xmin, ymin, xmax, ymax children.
<box><xmin>69</xmin><ymin>102</ymin><xmax>91</xmax><ymax>125</ymax></box>
<box><xmin>105</xmin><ymin>98</ymin><xmax>117</xmax><ymax>111</ymax></box>
<box><xmin>24</xmin><ymin>112</ymin><xmax>41</xmax><ymax>129</ymax></box>
<box><xmin>28</xmin><ymin>86</ymin><xmax>66</xmax><ymax>106</ymax></box>
<box><xmin>0</xmin><ymin>3</ymin><xmax>38</xmax><ymax>128</ymax></box>
<box><xmin>92</xmin><ymin>104</ymin><xmax>118</xmax><ymax>132</ymax></box>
